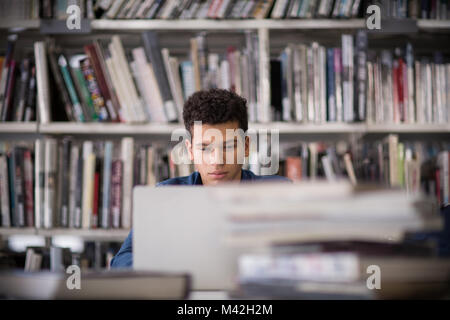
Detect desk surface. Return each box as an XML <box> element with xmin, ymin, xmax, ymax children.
<box><xmin>189</xmin><ymin>291</ymin><xmax>229</xmax><ymax>300</ymax></box>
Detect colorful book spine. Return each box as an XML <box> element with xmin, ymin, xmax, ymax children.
<box><xmin>80</xmin><ymin>57</ymin><xmax>109</xmax><ymax>121</ymax></box>
<box><xmin>23</xmin><ymin>149</ymin><xmax>34</xmax><ymax>227</ymax></box>
<box><xmin>58</xmin><ymin>55</ymin><xmax>85</xmax><ymax>122</ymax></box>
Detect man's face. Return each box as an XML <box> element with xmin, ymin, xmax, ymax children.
<box><xmin>185</xmin><ymin>121</ymin><xmax>249</xmax><ymax>186</ymax></box>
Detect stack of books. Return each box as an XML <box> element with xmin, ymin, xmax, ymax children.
<box><xmin>212</xmin><ymin>182</ymin><xmax>448</xmax><ymax>299</ymax></box>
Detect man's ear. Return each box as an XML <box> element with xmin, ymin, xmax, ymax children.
<box><xmin>244</xmin><ymin>135</ymin><xmax>249</xmax><ymax>158</ymax></box>
<box><xmin>185</xmin><ymin>138</ymin><xmax>194</xmax><ymax>161</ymax></box>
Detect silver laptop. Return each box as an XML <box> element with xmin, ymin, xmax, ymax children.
<box><xmin>133</xmin><ymin>185</ymin><xmax>245</xmax><ymax>290</ymax></box>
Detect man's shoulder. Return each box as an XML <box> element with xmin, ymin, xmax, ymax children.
<box><xmin>241</xmin><ymin>169</ymin><xmax>292</xmax><ymax>182</ymax></box>
<box><xmin>156</xmin><ymin>172</ymin><xmax>200</xmax><ymax>186</ymax></box>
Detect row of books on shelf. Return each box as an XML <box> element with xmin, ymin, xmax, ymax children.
<box><xmin>0</xmin><ymin>36</ymin><xmax>37</xmax><ymax>123</ymax></box>
<box><xmin>274</xmin><ymin>135</ymin><xmax>450</xmax><ymax>206</ymax></box>
<box><xmin>0</xmin><ymin>134</ymin><xmax>448</xmax><ymax>229</ymax></box>
<box><xmin>2</xmin><ymin>30</ymin><xmax>449</xmax><ymax>125</ymax></box>
<box><xmin>274</xmin><ymin>33</ymin><xmax>450</xmax><ymax>124</ymax></box>
<box><xmin>1</xmin><ymin>0</ymin><xmax>448</xmax><ymax>21</ymax></box>
<box><xmin>0</xmin><ymin>137</ymin><xmax>194</xmax><ymax>229</ymax></box>
<box><xmin>0</xmin><ymin>242</ymin><xmax>121</xmax><ymax>271</ymax></box>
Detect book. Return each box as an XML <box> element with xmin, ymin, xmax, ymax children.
<box><xmin>142</xmin><ymin>31</ymin><xmax>178</xmax><ymax>122</ymax></box>
<box><xmin>121</xmin><ymin>137</ymin><xmax>134</xmax><ymax>229</ymax></box>
<box><xmin>43</xmin><ymin>139</ymin><xmax>57</xmax><ymax>229</ymax></box>
<box><xmin>0</xmin><ymin>270</ymin><xmax>190</xmax><ymax>299</ymax></box>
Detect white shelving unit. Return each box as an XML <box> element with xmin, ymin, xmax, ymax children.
<box><xmin>0</xmin><ymin>122</ymin><xmax>38</xmax><ymax>133</ymax></box>
<box><xmin>0</xmin><ymin>17</ymin><xmax>449</xmax><ymax>241</ymax></box>
<box><xmin>0</xmin><ymin>19</ymin><xmax>449</xmax><ymax>31</ymax></box>
<box><xmin>36</xmin><ymin>122</ymin><xmax>449</xmax><ymax>135</ymax></box>
<box><xmin>0</xmin><ymin>227</ymin><xmax>129</xmax><ymax>241</ymax></box>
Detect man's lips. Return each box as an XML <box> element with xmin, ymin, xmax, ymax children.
<box><xmin>208</xmin><ymin>171</ymin><xmax>228</xmax><ymax>178</ymax></box>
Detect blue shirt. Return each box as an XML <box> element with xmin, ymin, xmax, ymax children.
<box><xmin>110</xmin><ymin>169</ymin><xmax>291</xmax><ymax>268</ymax></box>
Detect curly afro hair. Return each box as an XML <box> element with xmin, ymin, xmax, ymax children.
<box><xmin>183</xmin><ymin>88</ymin><xmax>248</xmax><ymax>136</ymax></box>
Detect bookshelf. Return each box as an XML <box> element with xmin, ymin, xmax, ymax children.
<box><xmin>0</xmin><ymin>122</ymin><xmax>443</xmax><ymax>136</ymax></box>
<box><xmin>0</xmin><ymin>15</ymin><xmax>449</xmax><ymax>241</ymax></box>
<box><xmin>0</xmin><ymin>19</ymin><xmax>450</xmax><ymax>32</ymax></box>
<box><xmin>0</xmin><ymin>227</ymin><xmax>129</xmax><ymax>241</ymax></box>
<box><xmin>0</xmin><ymin>122</ymin><xmax>38</xmax><ymax>133</ymax></box>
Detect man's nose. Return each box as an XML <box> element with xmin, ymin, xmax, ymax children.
<box><xmin>208</xmin><ymin>147</ymin><xmax>225</xmax><ymax>165</ymax></box>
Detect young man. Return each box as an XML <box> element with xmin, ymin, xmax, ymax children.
<box><xmin>111</xmin><ymin>89</ymin><xmax>290</xmax><ymax>268</ymax></box>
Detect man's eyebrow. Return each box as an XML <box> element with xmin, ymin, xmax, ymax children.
<box><xmin>195</xmin><ymin>142</ymin><xmax>212</xmax><ymax>147</ymax></box>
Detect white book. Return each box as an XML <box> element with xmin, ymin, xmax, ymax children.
<box><xmin>342</xmin><ymin>34</ymin><xmax>354</xmax><ymax>122</ymax></box>
<box><xmin>110</xmin><ymin>36</ymin><xmax>148</xmax><ymax>122</ymax></box>
<box><xmin>257</xmin><ymin>28</ymin><xmax>271</xmax><ymax>123</ymax></box>
<box><xmin>135</xmin><ymin>0</ymin><xmax>154</xmax><ymax>18</ymax></box>
<box><xmin>424</xmin><ymin>62</ymin><xmax>432</xmax><ymax>123</ymax></box>
<box><xmin>131</xmin><ymin>47</ymin><xmax>166</xmax><ymax>122</ymax></box>
<box><xmin>34</xmin><ymin>42</ymin><xmax>51</xmax><ymax>124</ymax></box>
<box><xmin>105</xmin><ymin>0</ymin><xmax>126</xmax><ymax>18</ymax></box>
<box><xmin>105</xmin><ymin>54</ymin><xmax>131</xmax><ymax>123</ymax></box>
<box><xmin>68</xmin><ymin>144</ymin><xmax>79</xmax><ymax>228</ymax></box>
<box><xmin>234</xmin><ymin>51</ymin><xmax>242</xmax><ymax>96</ymax></box>
<box><xmin>344</xmin><ymin>153</ymin><xmax>357</xmax><ymax>186</ymax></box>
<box><xmin>312</xmin><ymin>42</ymin><xmax>321</xmax><ymax>123</ymax></box>
<box><xmin>293</xmin><ymin>45</ymin><xmax>303</xmax><ymax>122</ymax></box>
<box><xmin>81</xmin><ymin>141</ymin><xmax>95</xmax><ymax>229</ymax></box>
<box><xmin>319</xmin><ymin>45</ymin><xmax>327</xmax><ymax>124</ymax></box>
<box><xmin>219</xmin><ymin>59</ymin><xmax>230</xmax><ymax>90</ymax></box>
<box><xmin>121</xmin><ymin>137</ymin><xmax>134</xmax><ymax>229</ymax></box>
<box><xmin>321</xmin><ymin>155</ymin><xmax>337</xmax><ymax>182</ymax></box>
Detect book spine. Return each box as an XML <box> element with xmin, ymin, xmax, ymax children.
<box><xmin>7</xmin><ymin>153</ymin><xmax>16</xmax><ymax>226</ymax></box>
<box><xmin>34</xmin><ymin>42</ymin><xmax>51</xmax><ymax>124</ymax></box>
<box><xmin>58</xmin><ymin>55</ymin><xmax>85</xmax><ymax>122</ymax></box>
<box><xmin>74</xmin><ymin>150</ymin><xmax>83</xmax><ymax>228</ymax></box>
<box><xmin>34</xmin><ymin>140</ymin><xmax>43</xmax><ymax>229</ymax></box>
<box><xmin>142</xmin><ymin>31</ymin><xmax>177</xmax><ymax>122</ymax></box>
<box><xmin>101</xmin><ymin>141</ymin><xmax>113</xmax><ymax>229</ymax></box>
<box><xmin>0</xmin><ymin>35</ymin><xmax>17</xmax><ymax>120</ymax></box>
<box><xmin>69</xmin><ymin>59</ymin><xmax>97</xmax><ymax>122</ymax></box>
<box><xmin>44</xmin><ymin>139</ymin><xmax>57</xmax><ymax>229</ymax></box>
<box><xmin>68</xmin><ymin>143</ymin><xmax>79</xmax><ymax>228</ymax></box>
<box><xmin>341</xmin><ymin>34</ymin><xmax>354</xmax><ymax>122</ymax></box>
<box><xmin>355</xmin><ymin>30</ymin><xmax>368</xmax><ymax>122</ymax></box>
<box><xmin>334</xmin><ymin>48</ymin><xmax>343</xmax><ymax>122</ymax></box>
<box><xmin>327</xmin><ymin>48</ymin><xmax>336</xmax><ymax>122</ymax></box>
<box><xmin>80</xmin><ymin>57</ymin><xmax>109</xmax><ymax>121</ymax></box>
<box><xmin>13</xmin><ymin>59</ymin><xmax>30</xmax><ymax>122</ymax></box>
<box><xmin>2</xmin><ymin>60</ymin><xmax>17</xmax><ymax>121</ymax></box>
<box><xmin>24</xmin><ymin>66</ymin><xmax>36</xmax><ymax>122</ymax></box>
<box><xmin>47</xmin><ymin>46</ymin><xmax>75</xmax><ymax>122</ymax></box>
<box><xmin>0</xmin><ymin>155</ymin><xmax>11</xmax><ymax>227</ymax></box>
<box><xmin>81</xmin><ymin>141</ymin><xmax>95</xmax><ymax>229</ymax></box>
<box><xmin>60</xmin><ymin>138</ymin><xmax>71</xmax><ymax>227</ymax></box>
<box><xmin>92</xmin><ymin>158</ymin><xmax>100</xmax><ymax>228</ymax></box>
<box><xmin>12</xmin><ymin>148</ymin><xmax>25</xmax><ymax>227</ymax></box>
<box><xmin>121</xmin><ymin>137</ymin><xmax>134</xmax><ymax>229</ymax></box>
<box><xmin>23</xmin><ymin>148</ymin><xmax>34</xmax><ymax>227</ymax></box>
<box><xmin>89</xmin><ymin>42</ymin><xmax>120</xmax><ymax>122</ymax></box>
<box><xmin>110</xmin><ymin>159</ymin><xmax>123</xmax><ymax>229</ymax></box>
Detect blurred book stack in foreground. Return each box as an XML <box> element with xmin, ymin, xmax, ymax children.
<box><xmin>212</xmin><ymin>182</ymin><xmax>450</xmax><ymax>299</ymax></box>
